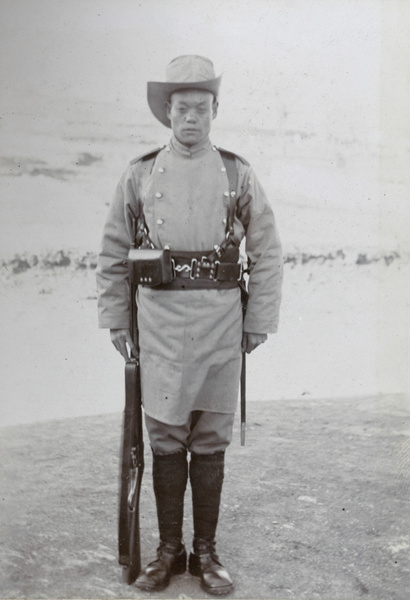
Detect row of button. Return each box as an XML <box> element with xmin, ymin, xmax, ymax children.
<box><xmin>156</xmin><ymin>166</ymin><xmax>227</xmax><ymax>174</ymax></box>
<box><xmin>154</xmin><ymin>154</ymin><xmax>230</xmax><ymax>227</ymax></box>
<box><xmin>156</xmin><ymin>217</ymin><xmax>226</xmax><ymax>225</ymax></box>
<box><xmin>155</xmin><ymin>185</ymin><xmax>232</xmax><ymax>201</ymax></box>
<box><xmin>155</xmin><ymin>217</ymin><xmax>227</xmax><ymax>226</ymax></box>
<box><xmin>156</xmin><ymin>189</ymin><xmax>232</xmax><ymax>198</ymax></box>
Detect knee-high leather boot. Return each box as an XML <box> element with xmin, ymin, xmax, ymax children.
<box><xmin>135</xmin><ymin>450</ymin><xmax>188</xmax><ymax>592</ymax></box>
<box><xmin>188</xmin><ymin>451</ymin><xmax>234</xmax><ymax>596</ymax></box>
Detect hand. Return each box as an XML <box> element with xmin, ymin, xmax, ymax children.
<box><xmin>110</xmin><ymin>328</ymin><xmax>138</xmax><ymax>361</ymax></box>
<box><xmin>241</xmin><ymin>332</ymin><xmax>268</xmax><ymax>354</ymax></box>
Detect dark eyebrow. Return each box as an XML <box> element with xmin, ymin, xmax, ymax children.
<box><xmin>174</xmin><ymin>100</ymin><xmax>208</xmax><ymax>108</ymax></box>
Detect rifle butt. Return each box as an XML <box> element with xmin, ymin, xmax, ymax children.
<box><xmin>118</xmin><ymin>358</ymin><xmax>144</xmax><ymax>584</ymax></box>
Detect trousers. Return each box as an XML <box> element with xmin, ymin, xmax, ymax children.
<box><xmin>145</xmin><ymin>410</ymin><xmax>235</xmax><ymax>455</ymax></box>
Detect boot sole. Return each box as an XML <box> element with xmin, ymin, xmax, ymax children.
<box><xmin>135</xmin><ymin>580</ymin><xmax>170</xmax><ymax>593</ymax></box>
<box><xmin>135</xmin><ymin>564</ymin><xmax>186</xmax><ymax>593</ymax></box>
<box><xmin>135</xmin><ymin>551</ymin><xmax>186</xmax><ymax>592</ymax></box>
<box><xmin>189</xmin><ymin>559</ymin><xmax>234</xmax><ymax>596</ymax></box>
<box><xmin>200</xmin><ymin>581</ymin><xmax>234</xmax><ymax>596</ymax></box>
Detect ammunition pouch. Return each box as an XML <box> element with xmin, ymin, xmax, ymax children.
<box><xmin>128</xmin><ymin>248</ymin><xmax>174</xmax><ymax>287</ymax></box>
<box><xmin>128</xmin><ymin>247</ymin><xmax>242</xmax><ymax>290</ymax></box>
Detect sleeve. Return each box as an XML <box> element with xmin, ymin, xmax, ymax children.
<box><xmin>236</xmin><ymin>164</ymin><xmax>283</xmax><ymax>334</ymax></box>
<box><xmin>96</xmin><ymin>165</ymin><xmax>137</xmax><ymax>329</ymax></box>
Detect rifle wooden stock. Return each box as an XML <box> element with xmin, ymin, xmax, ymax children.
<box><xmin>118</xmin><ymin>279</ymin><xmax>144</xmax><ymax>584</ymax></box>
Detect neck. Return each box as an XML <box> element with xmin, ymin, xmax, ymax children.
<box><xmin>171</xmin><ymin>135</ymin><xmax>211</xmax><ymax>156</ymax></box>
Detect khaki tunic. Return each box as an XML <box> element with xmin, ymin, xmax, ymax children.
<box><xmin>97</xmin><ymin>137</ymin><xmax>282</xmax><ymax>425</ymax></box>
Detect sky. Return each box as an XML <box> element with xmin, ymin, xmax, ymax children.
<box><xmin>0</xmin><ymin>0</ymin><xmax>396</xmax><ymax>139</ymax></box>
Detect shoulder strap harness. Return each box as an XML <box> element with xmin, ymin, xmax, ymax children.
<box><xmin>127</xmin><ymin>147</ymin><xmax>163</xmax><ymax>249</ymax></box>
<box><xmin>207</xmin><ymin>147</ymin><xmax>247</xmax><ymax>263</ymax></box>
<box><xmin>127</xmin><ymin>145</ymin><xmax>247</xmax><ymax>260</ymax></box>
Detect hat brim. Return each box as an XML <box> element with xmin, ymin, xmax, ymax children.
<box><xmin>147</xmin><ymin>76</ymin><xmax>221</xmax><ymax>128</ymax></box>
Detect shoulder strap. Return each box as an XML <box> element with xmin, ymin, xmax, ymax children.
<box><xmin>127</xmin><ymin>147</ymin><xmax>163</xmax><ymax>249</ymax></box>
<box><xmin>218</xmin><ymin>148</ymin><xmax>239</xmax><ymax>198</ymax></box>
<box><xmin>129</xmin><ymin>146</ymin><xmax>163</xmax><ymax>167</ymax></box>
<box><xmin>218</xmin><ymin>147</ymin><xmax>249</xmax><ymax>240</ymax></box>
<box><xmin>218</xmin><ymin>147</ymin><xmax>250</xmax><ymax>167</ymax></box>
<box><xmin>205</xmin><ymin>148</ymin><xmax>247</xmax><ymax>263</ymax></box>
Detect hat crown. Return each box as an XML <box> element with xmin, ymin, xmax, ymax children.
<box><xmin>165</xmin><ymin>55</ymin><xmax>216</xmax><ymax>84</ymax></box>
<box><xmin>147</xmin><ymin>55</ymin><xmax>221</xmax><ymax>127</ymax></box>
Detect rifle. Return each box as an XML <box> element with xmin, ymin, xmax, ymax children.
<box><xmin>240</xmin><ymin>268</ymin><xmax>249</xmax><ymax>446</ymax></box>
<box><xmin>240</xmin><ymin>351</ymin><xmax>246</xmax><ymax>446</ymax></box>
<box><xmin>118</xmin><ymin>209</ymin><xmax>144</xmax><ymax>584</ymax></box>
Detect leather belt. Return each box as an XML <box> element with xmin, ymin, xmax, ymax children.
<box><xmin>156</xmin><ymin>250</ymin><xmax>242</xmax><ymax>290</ymax></box>
<box><xmin>172</xmin><ymin>256</ymin><xmax>241</xmax><ymax>281</ymax></box>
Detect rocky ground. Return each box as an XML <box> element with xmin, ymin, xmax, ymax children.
<box><xmin>0</xmin><ymin>394</ymin><xmax>409</xmax><ymax>599</ymax></box>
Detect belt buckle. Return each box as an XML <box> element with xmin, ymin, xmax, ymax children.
<box><xmin>212</xmin><ymin>260</ymin><xmax>220</xmax><ymax>281</ymax></box>
<box><xmin>172</xmin><ymin>258</ymin><xmax>196</xmax><ymax>279</ymax></box>
<box><xmin>200</xmin><ymin>256</ymin><xmax>218</xmax><ymax>281</ymax></box>
<box><xmin>189</xmin><ymin>258</ymin><xmax>198</xmax><ymax>280</ymax></box>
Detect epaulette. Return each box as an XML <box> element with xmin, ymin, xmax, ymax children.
<box><xmin>129</xmin><ymin>146</ymin><xmax>163</xmax><ymax>165</ymax></box>
<box><xmin>217</xmin><ymin>147</ymin><xmax>250</xmax><ymax>167</ymax></box>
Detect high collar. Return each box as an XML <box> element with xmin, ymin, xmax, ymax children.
<box><xmin>170</xmin><ymin>135</ymin><xmax>212</xmax><ymax>157</ymax></box>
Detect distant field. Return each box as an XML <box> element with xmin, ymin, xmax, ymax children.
<box><xmin>0</xmin><ymin>100</ymin><xmax>408</xmax><ymax>427</ymax></box>
<box><xmin>1</xmin><ymin>97</ymin><xmax>406</xmax><ymax>260</ymax></box>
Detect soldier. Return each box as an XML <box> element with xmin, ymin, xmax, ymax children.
<box><xmin>97</xmin><ymin>55</ymin><xmax>283</xmax><ymax>595</ymax></box>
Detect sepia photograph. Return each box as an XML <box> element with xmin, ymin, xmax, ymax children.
<box><xmin>0</xmin><ymin>1</ymin><xmax>409</xmax><ymax>598</ymax></box>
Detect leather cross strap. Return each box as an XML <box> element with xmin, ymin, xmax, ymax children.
<box><xmin>128</xmin><ymin>146</ymin><xmax>241</xmax><ymax>251</ymax></box>
<box><xmin>127</xmin><ymin>146</ymin><xmax>244</xmax><ymax>272</ymax></box>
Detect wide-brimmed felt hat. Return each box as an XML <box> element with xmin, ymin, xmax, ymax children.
<box><xmin>147</xmin><ymin>55</ymin><xmax>222</xmax><ymax>128</ymax></box>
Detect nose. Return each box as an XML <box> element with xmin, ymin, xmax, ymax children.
<box><xmin>185</xmin><ymin>110</ymin><xmax>197</xmax><ymax>123</ymax></box>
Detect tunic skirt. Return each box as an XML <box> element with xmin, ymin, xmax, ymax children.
<box><xmin>138</xmin><ymin>287</ymin><xmax>242</xmax><ymax>425</ymax></box>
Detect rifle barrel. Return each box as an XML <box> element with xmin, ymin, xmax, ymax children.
<box><xmin>240</xmin><ymin>351</ymin><xmax>246</xmax><ymax>446</ymax></box>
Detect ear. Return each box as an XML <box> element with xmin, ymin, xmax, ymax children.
<box><xmin>166</xmin><ymin>100</ymin><xmax>172</xmax><ymax>120</ymax></box>
<box><xmin>212</xmin><ymin>99</ymin><xmax>219</xmax><ymax>120</ymax></box>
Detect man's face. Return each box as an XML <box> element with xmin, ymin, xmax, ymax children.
<box><xmin>166</xmin><ymin>89</ymin><xmax>217</xmax><ymax>147</ymax></box>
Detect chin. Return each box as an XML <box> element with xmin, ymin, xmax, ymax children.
<box><xmin>183</xmin><ymin>134</ymin><xmax>198</xmax><ymax>143</ymax></box>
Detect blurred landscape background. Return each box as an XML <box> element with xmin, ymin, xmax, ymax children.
<box><xmin>0</xmin><ymin>0</ymin><xmax>409</xmax><ymax>426</ymax></box>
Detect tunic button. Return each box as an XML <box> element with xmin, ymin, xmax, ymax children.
<box><xmin>165</xmin><ymin>146</ymin><xmax>171</xmax><ymax>152</ymax></box>
<box><xmin>158</xmin><ymin>167</ymin><xmax>165</xmax><ymax>173</ymax></box>
<box><xmin>156</xmin><ymin>218</ymin><xmax>164</xmax><ymax>225</ymax></box>
<box><xmin>155</xmin><ymin>192</ymin><xmax>162</xmax><ymax>198</ymax></box>
<box><xmin>222</xmin><ymin>218</ymin><xmax>227</xmax><ymax>224</ymax></box>
<box><xmin>221</xmin><ymin>167</ymin><xmax>226</xmax><ymax>172</ymax></box>
<box><xmin>212</xmin><ymin>146</ymin><xmax>217</xmax><ymax>152</ymax></box>
<box><xmin>224</xmin><ymin>191</ymin><xmax>229</xmax><ymax>197</ymax></box>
